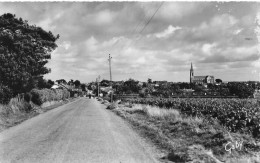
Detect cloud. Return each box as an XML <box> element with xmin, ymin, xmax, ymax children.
<box><xmin>154</xmin><ymin>25</ymin><xmax>181</xmax><ymax>38</ymax></box>
<box><xmin>202</xmin><ymin>43</ymin><xmax>217</xmax><ymax>56</ymax></box>
<box><xmin>156</xmin><ymin>2</ymin><xmax>204</xmax><ymax>21</ymax></box>
<box><xmin>233</xmin><ymin>28</ymin><xmax>243</xmax><ymax>35</ymax></box>
<box><xmin>0</xmin><ymin>2</ymin><xmax>258</xmax><ymax>82</ymax></box>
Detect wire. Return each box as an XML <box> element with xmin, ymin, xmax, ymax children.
<box><xmin>110</xmin><ymin>2</ymin><xmax>156</xmax><ymax>51</ymax></box>
<box><xmin>130</xmin><ymin>2</ymin><xmax>156</xmax><ymax>36</ymax></box>
<box><xmin>139</xmin><ymin>2</ymin><xmax>164</xmax><ymax>34</ymax></box>
<box><xmin>116</xmin><ymin>2</ymin><xmax>164</xmax><ymax>56</ymax></box>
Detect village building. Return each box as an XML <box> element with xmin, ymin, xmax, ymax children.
<box><xmin>190</xmin><ymin>63</ymin><xmax>215</xmax><ymax>84</ymax></box>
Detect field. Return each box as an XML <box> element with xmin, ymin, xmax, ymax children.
<box><xmin>123</xmin><ymin>98</ymin><xmax>260</xmax><ymax>137</ymax></box>
<box><xmin>110</xmin><ymin>98</ymin><xmax>260</xmax><ymax>162</ymax></box>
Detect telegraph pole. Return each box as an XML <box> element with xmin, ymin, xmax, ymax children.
<box><xmin>108</xmin><ymin>54</ymin><xmax>112</xmax><ymax>81</ymax></box>
<box><xmin>108</xmin><ymin>54</ymin><xmax>113</xmax><ymax>102</ymax></box>
<box><xmin>97</xmin><ymin>75</ymin><xmax>100</xmax><ymax>97</ymax></box>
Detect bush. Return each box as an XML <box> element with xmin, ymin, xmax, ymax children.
<box><xmin>24</xmin><ymin>92</ymin><xmax>32</xmax><ymax>102</ymax></box>
<box><xmin>106</xmin><ymin>103</ymin><xmax>118</xmax><ymax>110</ymax></box>
<box><xmin>30</xmin><ymin>89</ymin><xmax>42</xmax><ymax>105</ymax></box>
<box><xmin>0</xmin><ymin>85</ymin><xmax>13</xmax><ymax>104</ymax></box>
<box><xmin>30</xmin><ymin>88</ymin><xmax>70</xmax><ymax>105</ymax></box>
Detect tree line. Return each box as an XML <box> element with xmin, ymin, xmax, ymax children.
<box><xmin>92</xmin><ymin>78</ymin><xmax>257</xmax><ymax>99</ymax></box>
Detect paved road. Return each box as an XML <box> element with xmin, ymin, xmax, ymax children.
<box><xmin>0</xmin><ymin>98</ymin><xmax>159</xmax><ymax>163</ymax></box>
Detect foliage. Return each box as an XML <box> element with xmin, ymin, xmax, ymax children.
<box><xmin>56</xmin><ymin>79</ymin><xmax>67</xmax><ymax>84</ymax></box>
<box><xmin>215</xmin><ymin>79</ymin><xmax>222</xmax><ymax>83</ymax></box>
<box><xmin>116</xmin><ymin>78</ymin><xmax>141</xmax><ymax>94</ymax></box>
<box><xmin>147</xmin><ymin>78</ymin><xmax>152</xmax><ymax>84</ymax></box>
<box><xmin>87</xmin><ymin>82</ymin><xmax>96</xmax><ymax>90</ymax></box>
<box><xmin>81</xmin><ymin>84</ymin><xmax>86</xmax><ymax>91</ymax></box>
<box><xmin>0</xmin><ymin>84</ymin><xmax>13</xmax><ymax>104</ymax></box>
<box><xmin>24</xmin><ymin>92</ymin><xmax>31</xmax><ymax>102</ymax></box>
<box><xmin>74</xmin><ymin>80</ymin><xmax>81</xmax><ymax>87</ymax></box>
<box><xmin>37</xmin><ymin>77</ymin><xmax>54</xmax><ymax>89</ymax></box>
<box><xmin>194</xmin><ymin>84</ymin><xmax>205</xmax><ymax>93</ymax></box>
<box><xmin>30</xmin><ymin>88</ymin><xmax>70</xmax><ymax>105</ymax></box>
<box><xmin>123</xmin><ymin>98</ymin><xmax>260</xmax><ymax>137</ymax></box>
<box><xmin>68</xmin><ymin>79</ymin><xmax>74</xmax><ymax>86</ymax></box>
<box><xmin>0</xmin><ymin>13</ymin><xmax>59</xmax><ymax>95</ymax></box>
<box><xmin>228</xmin><ymin>82</ymin><xmax>254</xmax><ymax>98</ymax></box>
<box><xmin>100</xmin><ymin>79</ymin><xmax>110</xmax><ymax>87</ymax></box>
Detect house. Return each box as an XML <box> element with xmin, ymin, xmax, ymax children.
<box><xmin>51</xmin><ymin>83</ymin><xmax>70</xmax><ymax>90</ymax></box>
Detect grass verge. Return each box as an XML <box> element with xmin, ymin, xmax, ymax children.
<box><xmin>0</xmin><ymin>97</ymin><xmax>78</xmax><ymax>132</ymax></box>
<box><xmin>108</xmin><ymin>102</ymin><xmax>260</xmax><ymax>163</ymax></box>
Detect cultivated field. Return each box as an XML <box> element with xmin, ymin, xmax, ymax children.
<box><xmin>109</xmin><ymin>98</ymin><xmax>260</xmax><ymax>163</ymax></box>
<box><xmin>123</xmin><ymin>98</ymin><xmax>260</xmax><ymax>137</ymax></box>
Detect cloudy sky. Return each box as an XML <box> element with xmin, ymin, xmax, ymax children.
<box><xmin>0</xmin><ymin>2</ymin><xmax>260</xmax><ymax>82</ymax></box>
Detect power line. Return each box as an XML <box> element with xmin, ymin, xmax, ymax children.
<box><xmin>110</xmin><ymin>2</ymin><xmax>157</xmax><ymax>51</ymax></box>
<box><xmin>130</xmin><ymin>2</ymin><xmax>157</xmax><ymax>36</ymax></box>
<box><xmin>139</xmin><ymin>2</ymin><xmax>164</xmax><ymax>34</ymax></box>
<box><xmin>116</xmin><ymin>2</ymin><xmax>164</xmax><ymax>56</ymax></box>
<box><xmin>106</xmin><ymin>2</ymin><xmax>164</xmax><ymax>83</ymax></box>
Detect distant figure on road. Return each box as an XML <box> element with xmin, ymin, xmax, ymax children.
<box><xmin>89</xmin><ymin>94</ymin><xmax>91</xmax><ymax>99</ymax></box>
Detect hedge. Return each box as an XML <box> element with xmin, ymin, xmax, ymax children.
<box><xmin>30</xmin><ymin>88</ymin><xmax>70</xmax><ymax>105</ymax></box>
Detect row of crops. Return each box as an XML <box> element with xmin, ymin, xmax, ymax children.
<box><xmin>122</xmin><ymin>98</ymin><xmax>260</xmax><ymax>137</ymax></box>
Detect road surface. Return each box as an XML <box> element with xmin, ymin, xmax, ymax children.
<box><xmin>0</xmin><ymin>98</ymin><xmax>159</xmax><ymax>163</ymax></box>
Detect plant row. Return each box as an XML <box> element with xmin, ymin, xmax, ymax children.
<box><xmin>123</xmin><ymin>98</ymin><xmax>260</xmax><ymax>137</ymax></box>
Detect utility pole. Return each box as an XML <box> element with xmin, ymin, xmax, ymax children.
<box><xmin>96</xmin><ymin>78</ymin><xmax>98</xmax><ymax>97</ymax></box>
<box><xmin>97</xmin><ymin>75</ymin><xmax>100</xmax><ymax>97</ymax></box>
<box><xmin>108</xmin><ymin>54</ymin><xmax>113</xmax><ymax>102</ymax></box>
<box><xmin>108</xmin><ymin>54</ymin><xmax>112</xmax><ymax>81</ymax></box>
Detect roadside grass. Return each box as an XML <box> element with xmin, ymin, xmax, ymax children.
<box><xmin>109</xmin><ymin>102</ymin><xmax>260</xmax><ymax>163</ymax></box>
<box><xmin>0</xmin><ymin>97</ymin><xmax>77</xmax><ymax>132</ymax></box>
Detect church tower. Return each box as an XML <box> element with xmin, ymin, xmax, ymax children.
<box><xmin>190</xmin><ymin>62</ymin><xmax>194</xmax><ymax>83</ymax></box>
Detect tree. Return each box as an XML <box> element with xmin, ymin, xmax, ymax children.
<box><xmin>68</xmin><ymin>79</ymin><xmax>74</xmax><ymax>86</ymax></box>
<box><xmin>194</xmin><ymin>85</ymin><xmax>204</xmax><ymax>93</ymax></box>
<box><xmin>148</xmin><ymin>78</ymin><xmax>152</xmax><ymax>84</ymax></box>
<box><xmin>47</xmin><ymin>79</ymin><xmax>54</xmax><ymax>86</ymax></box>
<box><xmin>207</xmin><ymin>83</ymin><xmax>214</xmax><ymax>89</ymax></box>
<box><xmin>0</xmin><ymin>13</ymin><xmax>59</xmax><ymax>95</ymax></box>
<box><xmin>117</xmin><ymin>79</ymin><xmax>141</xmax><ymax>94</ymax></box>
<box><xmin>215</xmin><ymin>79</ymin><xmax>222</xmax><ymax>83</ymax></box>
<box><xmin>81</xmin><ymin>84</ymin><xmax>86</xmax><ymax>91</ymax></box>
<box><xmin>38</xmin><ymin>77</ymin><xmax>53</xmax><ymax>89</ymax></box>
<box><xmin>171</xmin><ymin>84</ymin><xmax>181</xmax><ymax>94</ymax></box>
<box><xmin>142</xmin><ymin>82</ymin><xmax>147</xmax><ymax>87</ymax></box>
<box><xmin>100</xmin><ymin>79</ymin><xmax>110</xmax><ymax>87</ymax></box>
<box><xmin>56</xmin><ymin>79</ymin><xmax>67</xmax><ymax>84</ymax></box>
<box><xmin>179</xmin><ymin>82</ymin><xmax>191</xmax><ymax>89</ymax></box>
<box><xmin>228</xmin><ymin>82</ymin><xmax>254</xmax><ymax>98</ymax></box>
<box><xmin>74</xmin><ymin>80</ymin><xmax>81</xmax><ymax>88</ymax></box>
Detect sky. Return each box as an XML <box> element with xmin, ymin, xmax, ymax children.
<box><xmin>0</xmin><ymin>2</ymin><xmax>260</xmax><ymax>83</ymax></box>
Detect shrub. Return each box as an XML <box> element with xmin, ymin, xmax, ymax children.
<box><xmin>30</xmin><ymin>89</ymin><xmax>42</xmax><ymax>105</ymax></box>
<box><xmin>0</xmin><ymin>85</ymin><xmax>13</xmax><ymax>104</ymax></box>
<box><xmin>24</xmin><ymin>92</ymin><xmax>32</xmax><ymax>102</ymax></box>
<box><xmin>107</xmin><ymin>103</ymin><xmax>118</xmax><ymax>110</ymax></box>
<box><xmin>30</xmin><ymin>88</ymin><xmax>70</xmax><ymax>106</ymax></box>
